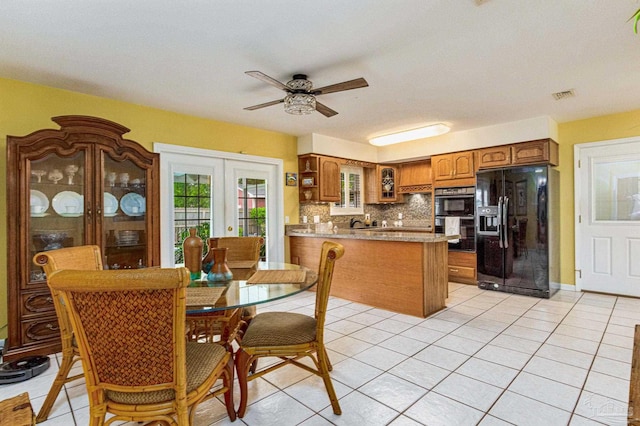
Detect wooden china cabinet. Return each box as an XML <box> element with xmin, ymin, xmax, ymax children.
<box><xmin>4</xmin><ymin>116</ymin><xmax>160</xmax><ymax>361</ymax></box>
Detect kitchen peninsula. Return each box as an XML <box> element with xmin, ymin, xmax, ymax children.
<box><xmin>287</xmin><ymin>227</ymin><xmax>458</xmax><ymax>317</ymax></box>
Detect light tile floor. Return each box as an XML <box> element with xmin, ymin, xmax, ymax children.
<box><xmin>1</xmin><ymin>283</ymin><xmax>636</xmax><ymax>425</ymax></box>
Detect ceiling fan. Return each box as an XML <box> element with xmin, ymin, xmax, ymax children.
<box><xmin>244</xmin><ymin>71</ymin><xmax>368</xmax><ymax>117</ymax></box>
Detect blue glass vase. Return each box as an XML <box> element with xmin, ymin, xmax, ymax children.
<box><xmin>206</xmin><ymin>247</ymin><xmax>233</xmax><ymax>282</ymax></box>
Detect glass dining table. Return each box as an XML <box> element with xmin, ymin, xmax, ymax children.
<box><xmin>185</xmin><ymin>261</ymin><xmax>318</xmax><ymax>315</ymax></box>
<box><xmin>183</xmin><ymin>261</ymin><xmax>317</xmax><ymax>417</ymax></box>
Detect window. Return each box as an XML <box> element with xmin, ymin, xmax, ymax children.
<box><xmin>330</xmin><ymin>165</ymin><xmax>364</xmax><ymax>216</ymax></box>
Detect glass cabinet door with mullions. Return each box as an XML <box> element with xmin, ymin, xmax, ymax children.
<box><xmin>5</xmin><ymin>115</ymin><xmax>160</xmax><ymax>361</ymax></box>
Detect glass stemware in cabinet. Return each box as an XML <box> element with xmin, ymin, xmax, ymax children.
<box><xmin>48</xmin><ymin>169</ymin><xmax>63</xmax><ymax>184</ymax></box>
<box><xmin>32</xmin><ymin>169</ymin><xmax>46</xmax><ymax>183</ymax></box>
<box><xmin>65</xmin><ymin>164</ymin><xmax>79</xmax><ymax>184</ymax></box>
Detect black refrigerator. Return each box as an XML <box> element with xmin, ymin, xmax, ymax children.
<box><xmin>475</xmin><ymin>165</ymin><xmax>560</xmax><ymax>298</ymax></box>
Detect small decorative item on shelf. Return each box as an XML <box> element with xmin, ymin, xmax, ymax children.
<box><xmin>304</xmin><ymin>190</ymin><xmax>313</xmax><ymax>200</ymax></box>
<box><xmin>106</xmin><ymin>172</ymin><xmax>117</xmax><ymax>187</ymax></box>
<box><xmin>64</xmin><ymin>164</ymin><xmax>79</xmax><ymax>185</ymax></box>
<box><xmin>302</xmin><ymin>177</ymin><xmax>315</xmax><ymax>187</ymax></box>
<box><xmin>119</xmin><ymin>172</ymin><xmax>130</xmax><ymax>187</ymax></box>
<box><xmin>48</xmin><ymin>169</ymin><xmax>63</xmax><ymax>184</ymax></box>
<box><xmin>31</xmin><ymin>169</ymin><xmax>46</xmax><ymax>183</ymax></box>
<box><xmin>40</xmin><ymin>232</ymin><xmax>67</xmax><ymax>250</ymax></box>
<box><xmin>206</xmin><ymin>247</ymin><xmax>233</xmax><ymax>283</ymax></box>
<box><xmin>304</xmin><ymin>160</ymin><xmax>312</xmax><ymax>172</ymax></box>
<box><xmin>183</xmin><ymin>228</ymin><xmax>203</xmax><ymax>281</ymax></box>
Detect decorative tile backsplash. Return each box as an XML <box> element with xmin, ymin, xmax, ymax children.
<box><xmin>299</xmin><ymin>193</ymin><xmax>432</xmax><ymax>228</ymax></box>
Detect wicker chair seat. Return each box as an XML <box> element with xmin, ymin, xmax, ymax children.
<box><xmin>235</xmin><ymin>242</ymin><xmax>345</xmax><ymax>418</ymax></box>
<box><xmin>241</xmin><ymin>312</ymin><xmax>317</xmax><ymax>347</ymax></box>
<box><xmin>106</xmin><ymin>342</ymin><xmax>226</xmax><ymax>405</ymax></box>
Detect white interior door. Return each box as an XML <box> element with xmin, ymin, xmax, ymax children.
<box><xmin>575</xmin><ymin>137</ymin><xmax>640</xmax><ymax>296</ymax></box>
<box><xmin>156</xmin><ymin>144</ymin><xmax>284</xmax><ymax>266</ymax></box>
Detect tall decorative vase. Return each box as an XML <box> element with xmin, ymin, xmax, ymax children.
<box><xmin>201</xmin><ymin>237</ymin><xmax>219</xmax><ymax>273</ymax></box>
<box><xmin>206</xmin><ymin>247</ymin><xmax>233</xmax><ymax>282</ymax></box>
<box><xmin>183</xmin><ymin>228</ymin><xmax>203</xmax><ymax>281</ymax></box>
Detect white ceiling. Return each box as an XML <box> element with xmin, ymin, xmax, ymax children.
<box><xmin>2</xmin><ymin>1</ymin><xmax>639</xmax><ymax>144</ymax></box>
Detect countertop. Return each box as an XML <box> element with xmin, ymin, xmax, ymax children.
<box><xmin>286</xmin><ymin>226</ymin><xmax>457</xmax><ymax>243</ymax></box>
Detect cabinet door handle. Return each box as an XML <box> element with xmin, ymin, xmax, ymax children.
<box><xmin>449</xmin><ymin>268</ymin><xmax>459</xmax><ymax>272</ymax></box>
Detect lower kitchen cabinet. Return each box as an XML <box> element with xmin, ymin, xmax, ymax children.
<box><xmin>448</xmin><ymin>251</ymin><xmax>477</xmax><ymax>285</ymax></box>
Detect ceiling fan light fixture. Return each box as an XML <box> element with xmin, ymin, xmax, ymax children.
<box><xmin>369</xmin><ymin>123</ymin><xmax>450</xmax><ymax>146</ymax></box>
<box><xmin>286</xmin><ymin>75</ymin><xmax>313</xmax><ymax>91</ymax></box>
<box><xmin>284</xmin><ymin>93</ymin><xmax>316</xmax><ymax>115</ymax></box>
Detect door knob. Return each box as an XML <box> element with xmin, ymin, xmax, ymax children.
<box><xmin>227</xmin><ymin>226</ymin><xmax>233</xmax><ymax>231</ymax></box>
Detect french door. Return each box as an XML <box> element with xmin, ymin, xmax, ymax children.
<box><xmin>575</xmin><ymin>137</ymin><xmax>640</xmax><ymax>296</ymax></box>
<box><xmin>156</xmin><ymin>144</ymin><xmax>284</xmax><ymax>266</ymax></box>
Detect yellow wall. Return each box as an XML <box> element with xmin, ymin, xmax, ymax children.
<box><xmin>557</xmin><ymin>109</ymin><xmax>640</xmax><ymax>287</ymax></box>
<box><xmin>0</xmin><ymin>78</ymin><xmax>299</xmax><ymax>339</ymax></box>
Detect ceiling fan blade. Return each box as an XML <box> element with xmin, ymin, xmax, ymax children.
<box><xmin>244</xmin><ymin>99</ymin><xmax>284</xmax><ymax>111</ymax></box>
<box><xmin>245</xmin><ymin>71</ymin><xmax>288</xmax><ymax>91</ymax></box>
<box><xmin>313</xmin><ymin>77</ymin><xmax>369</xmax><ymax>95</ymax></box>
<box><xmin>315</xmin><ymin>101</ymin><xmax>338</xmax><ymax>117</ymax></box>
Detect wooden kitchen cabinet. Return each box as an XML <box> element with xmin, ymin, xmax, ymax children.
<box><xmin>298</xmin><ymin>154</ymin><xmax>341</xmax><ymax>203</ymax></box>
<box><xmin>365</xmin><ymin>164</ymin><xmax>402</xmax><ymax>203</ymax></box>
<box><xmin>477</xmin><ymin>139</ymin><xmax>559</xmax><ymax>169</ymax></box>
<box><xmin>432</xmin><ymin>152</ymin><xmax>475</xmax><ymax>184</ymax></box>
<box><xmin>398</xmin><ymin>160</ymin><xmax>432</xmax><ymax>193</ymax></box>
<box><xmin>476</xmin><ymin>145</ymin><xmax>512</xmax><ymax>168</ymax></box>
<box><xmin>319</xmin><ymin>156</ymin><xmax>341</xmax><ymax>201</ymax></box>
<box><xmin>512</xmin><ymin>139</ymin><xmax>558</xmax><ymax>166</ymax></box>
<box><xmin>448</xmin><ymin>251</ymin><xmax>477</xmax><ymax>285</ymax></box>
<box><xmin>4</xmin><ymin>115</ymin><xmax>160</xmax><ymax>361</ymax></box>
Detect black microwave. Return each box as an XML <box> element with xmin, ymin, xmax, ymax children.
<box><xmin>434</xmin><ymin>187</ymin><xmax>475</xmax><ymax>216</ymax></box>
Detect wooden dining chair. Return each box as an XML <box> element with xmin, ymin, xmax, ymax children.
<box><xmin>235</xmin><ymin>241</ymin><xmax>345</xmax><ymax>417</ymax></box>
<box><xmin>47</xmin><ymin>267</ymin><xmax>236</xmax><ymax>425</ymax></box>
<box><xmin>213</xmin><ymin>236</ymin><xmax>264</xmax><ymax>324</ymax></box>
<box><xmin>32</xmin><ymin>245</ymin><xmax>103</xmax><ymax>423</ymax></box>
<box><xmin>186</xmin><ymin>236</ymin><xmax>264</xmax><ymax>344</ymax></box>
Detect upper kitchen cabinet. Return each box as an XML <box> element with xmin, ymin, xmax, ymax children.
<box><xmin>398</xmin><ymin>160</ymin><xmax>432</xmax><ymax>193</ymax></box>
<box><xmin>512</xmin><ymin>139</ymin><xmax>558</xmax><ymax>166</ymax></box>
<box><xmin>365</xmin><ymin>164</ymin><xmax>402</xmax><ymax>203</ymax></box>
<box><xmin>432</xmin><ymin>152</ymin><xmax>475</xmax><ymax>187</ymax></box>
<box><xmin>5</xmin><ymin>115</ymin><xmax>160</xmax><ymax>361</ymax></box>
<box><xmin>475</xmin><ymin>145</ymin><xmax>511</xmax><ymax>168</ymax></box>
<box><xmin>477</xmin><ymin>139</ymin><xmax>559</xmax><ymax>169</ymax></box>
<box><xmin>298</xmin><ymin>154</ymin><xmax>341</xmax><ymax>203</ymax></box>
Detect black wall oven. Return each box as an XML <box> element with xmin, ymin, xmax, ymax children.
<box><xmin>434</xmin><ymin>186</ymin><xmax>476</xmax><ymax>252</ymax></box>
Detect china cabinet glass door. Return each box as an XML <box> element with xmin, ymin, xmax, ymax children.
<box><xmin>28</xmin><ymin>150</ymin><xmax>88</xmax><ymax>284</ymax></box>
<box><xmin>101</xmin><ymin>155</ymin><xmax>149</xmax><ymax>270</ymax></box>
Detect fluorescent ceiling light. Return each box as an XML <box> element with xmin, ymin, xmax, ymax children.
<box><xmin>369</xmin><ymin>123</ymin><xmax>450</xmax><ymax>146</ymax></box>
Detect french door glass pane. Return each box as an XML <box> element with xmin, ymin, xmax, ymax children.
<box><xmin>173</xmin><ymin>173</ymin><xmax>211</xmax><ymax>264</ymax></box>
<box><xmin>593</xmin><ymin>158</ymin><xmax>640</xmax><ymax>221</ymax></box>
<box><xmin>237</xmin><ymin>177</ymin><xmax>266</xmax><ymax>260</ymax></box>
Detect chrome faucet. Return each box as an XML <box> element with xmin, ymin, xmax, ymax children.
<box><xmin>350</xmin><ymin>218</ymin><xmax>363</xmax><ymax>228</ymax></box>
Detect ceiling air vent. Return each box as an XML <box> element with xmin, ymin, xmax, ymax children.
<box><xmin>552</xmin><ymin>89</ymin><xmax>575</xmax><ymax>100</ymax></box>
